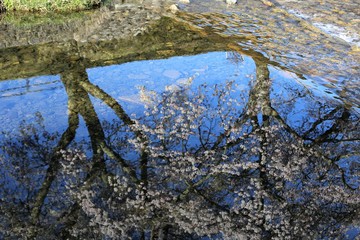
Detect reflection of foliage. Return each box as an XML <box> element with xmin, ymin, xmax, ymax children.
<box><xmin>0</xmin><ymin>68</ymin><xmax>359</xmax><ymax>239</ymax></box>
<box><xmin>0</xmin><ymin>112</ymin><xmax>61</xmax><ymax>236</ymax></box>
<box><xmin>0</xmin><ymin>112</ymin><xmax>88</xmax><ymax>238</ymax></box>
<box><xmin>76</xmin><ymin>81</ymin><xmax>358</xmax><ymax>239</ymax></box>
<box><xmin>0</xmin><ymin>112</ymin><xmax>59</xmax><ymax>192</ymax></box>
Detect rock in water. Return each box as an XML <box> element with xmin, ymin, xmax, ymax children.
<box><xmin>226</xmin><ymin>0</ymin><xmax>237</xmax><ymax>4</ymax></box>
<box><xmin>169</xmin><ymin>4</ymin><xmax>179</xmax><ymax>13</ymax></box>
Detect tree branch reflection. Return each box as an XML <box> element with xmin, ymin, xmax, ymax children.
<box><xmin>0</xmin><ymin>55</ymin><xmax>359</xmax><ymax>239</ymax></box>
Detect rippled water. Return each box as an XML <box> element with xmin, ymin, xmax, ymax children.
<box><xmin>178</xmin><ymin>0</ymin><xmax>360</xmax><ymax>107</ymax></box>
<box><xmin>0</xmin><ymin>0</ymin><xmax>359</xmax><ymax>239</ymax></box>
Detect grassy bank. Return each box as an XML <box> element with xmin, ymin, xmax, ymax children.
<box><xmin>2</xmin><ymin>0</ymin><xmax>103</xmax><ymax>12</ymax></box>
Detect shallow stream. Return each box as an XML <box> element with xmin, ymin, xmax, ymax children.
<box><xmin>0</xmin><ymin>0</ymin><xmax>359</xmax><ymax>239</ymax></box>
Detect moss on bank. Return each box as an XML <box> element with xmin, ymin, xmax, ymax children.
<box><xmin>2</xmin><ymin>0</ymin><xmax>103</xmax><ymax>12</ymax></box>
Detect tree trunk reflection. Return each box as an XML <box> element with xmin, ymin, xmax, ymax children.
<box><xmin>1</xmin><ymin>53</ymin><xmax>358</xmax><ymax>239</ymax></box>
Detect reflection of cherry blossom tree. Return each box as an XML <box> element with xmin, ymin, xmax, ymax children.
<box><xmin>0</xmin><ymin>57</ymin><xmax>359</xmax><ymax>239</ymax></box>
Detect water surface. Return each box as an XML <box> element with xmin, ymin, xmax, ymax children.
<box><xmin>0</xmin><ymin>1</ymin><xmax>359</xmax><ymax>239</ymax></box>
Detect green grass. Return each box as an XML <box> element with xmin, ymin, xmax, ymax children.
<box><xmin>3</xmin><ymin>0</ymin><xmax>102</xmax><ymax>12</ymax></box>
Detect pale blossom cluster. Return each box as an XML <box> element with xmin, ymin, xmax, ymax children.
<box><xmin>65</xmin><ymin>81</ymin><xmax>359</xmax><ymax>238</ymax></box>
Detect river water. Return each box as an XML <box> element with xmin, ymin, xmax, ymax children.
<box><xmin>0</xmin><ymin>0</ymin><xmax>359</xmax><ymax>239</ymax></box>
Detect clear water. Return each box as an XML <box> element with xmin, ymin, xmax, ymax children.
<box><xmin>0</xmin><ymin>1</ymin><xmax>359</xmax><ymax>239</ymax></box>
